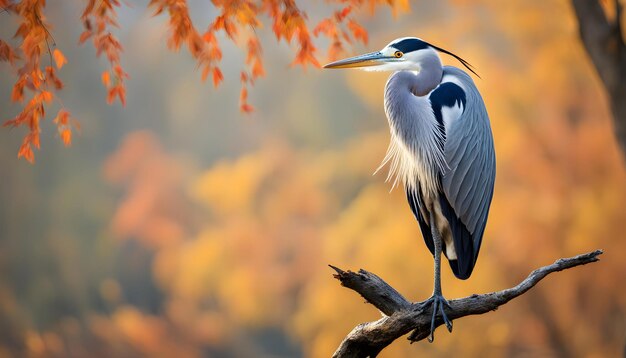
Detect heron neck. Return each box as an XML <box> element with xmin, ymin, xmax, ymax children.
<box><xmin>382</xmin><ymin>68</ymin><xmax>447</xmax><ymax>196</ymax></box>
<box><xmin>407</xmin><ymin>54</ymin><xmax>443</xmax><ymax>96</ymax></box>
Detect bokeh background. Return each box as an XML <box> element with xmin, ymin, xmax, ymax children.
<box><xmin>2</xmin><ymin>1</ymin><xmax>626</xmax><ymax>357</ymax></box>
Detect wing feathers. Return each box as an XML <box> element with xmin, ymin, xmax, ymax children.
<box><xmin>428</xmin><ymin>67</ymin><xmax>496</xmax><ymax>279</ymax></box>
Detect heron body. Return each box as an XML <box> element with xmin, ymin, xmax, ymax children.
<box><xmin>383</xmin><ymin>66</ymin><xmax>495</xmax><ymax>279</ymax></box>
<box><xmin>324</xmin><ymin>37</ymin><xmax>495</xmax><ymax>340</ymax></box>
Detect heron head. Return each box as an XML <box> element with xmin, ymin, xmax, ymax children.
<box><xmin>323</xmin><ymin>37</ymin><xmax>478</xmax><ymax>76</ymax></box>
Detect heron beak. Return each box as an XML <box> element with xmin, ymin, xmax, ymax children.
<box><xmin>323</xmin><ymin>52</ymin><xmax>389</xmax><ymax>69</ymax></box>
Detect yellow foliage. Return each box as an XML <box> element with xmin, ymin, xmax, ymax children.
<box><xmin>192</xmin><ymin>149</ymin><xmax>276</xmax><ymax>215</ymax></box>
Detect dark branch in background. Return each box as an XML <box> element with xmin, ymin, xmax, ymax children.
<box><xmin>572</xmin><ymin>0</ymin><xmax>626</xmax><ymax>161</ymax></box>
<box><xmin>331</xmin><ymin>250</ymin><xmax>603</xmax><ymax>358</ymax></box>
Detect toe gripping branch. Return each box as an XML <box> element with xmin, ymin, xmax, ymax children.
<box><xmin>420</xmin><ymin>294</ymin><xmax>453</xmax><ymax>342</ymax></box>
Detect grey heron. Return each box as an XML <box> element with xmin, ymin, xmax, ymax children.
<box><xmin>324</xmin><ymin>37</ymin><xmax>495</xmax><ymax>341</ymax></box>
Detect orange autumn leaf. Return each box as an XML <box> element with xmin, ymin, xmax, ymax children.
<box><xmin>347</xmin><ymin>19</ymin><xmax>368</xmax><ymax>44</ymax></box>
<box><xmin>201</xmin><ymin>66</ymin><xmax>211</xmax><ymax>82</ymax></box>
<box><xmin>78</xmin><ymin>30</ymin><xmax>92</xmax><ymax>44</ymax></box>
<box><xmin>53</xmin><ymin>110</ymin><xmax>74</xmax><ymax>147</ymax></box>
<box><xmin>107</xmin><ymin>88</ymin><xmax>117</xmax><ymax>104</ymax></box>
<box><xmin>17</xmin><ymin>140</ymin><xmax>35</xmax><ymax>163</ymax></box>
<box><xmin>102</xmin><ymin>71</ymin><xmax>111</xmax><ymax>87</ymax></box>
<box><xmin>337</xmin><ymin>6</ymin><xmax>352</xmax><ymax>21</ymax></box>
<box><xmin>251</xmin><ymin>61</ymin><xmax>265</xmax><ymax>78</ymax></box>
<box><xmin>240</xmin><ymin>103</ymin><xmax>255</xmax><ymax>113</ymax></box>
<box><xmin>212</xmin><ymin>67</ymin><xmax>223</xmax><ymax>88</ymax></box>
<box><xmin>31</xmin><ymin>70</ymin><xmax>43</xmax><ymax>89</ymax></box>
<box><xmin>239</xmin><ymin>86</ymin><xmax>254</xmax><ymax>113</ymax></box>
<box><xmin>53</xmin><ymin>49</ymin><xmax>67</xmax><ymax>69</ymax></box>
<box><xmin>30</xmin><ymin>131</ymin><xmax>40</xmax><ymax>149</ymax></box>
<box><xmin>45</xmin><ymin>66</ymin><xmax>64</xmax><ymax>90</ymax></box>
<box><xmin>53</xmin><ymin>110</ymin><xmax>70</xmax><ymax>126</ymax></box>
<box><xmin>0</xmin><ymin>39</ymin><xmax>18</xmax><ymax>65</ymax></box>
<box><xmin>60</xmin><ymin>128</ymin><xmax>72</xmax><ymax>146</ymax></box>
<box><xmin>115</xmin><ymin>85</ymin><xmax>127</xmax><ymax>106</ymax></box>
<box><xmin>16</xmin><ymin>132</ymin><xmax>41</xmax><ymax>163</ymax></box>
<box><xmin>38</xmin><ymin>91</ymin><xmax>53</xmax><ymax>103</ymax></box>
<box><xmin>313</xmin><ymin>18</ymin><xmax>336</xmax><ymax>37</ymax></box>
<box><xmin>11</xmin><ymin>78</ymin><xmax>26</xmax><ymax>102</ymax></box>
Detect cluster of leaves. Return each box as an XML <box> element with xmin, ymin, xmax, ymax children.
<box><xmin>1</xmin><ymin>0</ymin><xmax>409</xmax><ymax>162</ymax></box>
<box><xmin>0</xmin><ymin>0</ymin><xmax>72</xmax><ymax>162</ymax></box>
<box><xmin>80</xmin><ymin>0</ymin><xmax>128</xmax><ymax>106</ymax></box>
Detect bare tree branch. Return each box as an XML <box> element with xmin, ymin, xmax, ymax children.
<box><xmin>572</xmin><ymin>0</ymin><xmax>626</xmax><ymax>161</ymax></box>
<box><xmin>331</xmin><ymin>249</ymin><xmax>603</xmax><ymax>358</ymax></box>
<box><xmin>329</xmin><ymin>265</ymin><xmax>411</xmax><ymax>316</ymax></box>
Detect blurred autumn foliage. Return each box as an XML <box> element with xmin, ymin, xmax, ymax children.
<box><xmin>0</xmin><ymin>0</ymin><xmax>407</xmax><ymax>162</ymax></box>
<box><xmin>1</xmin><ymin>0</ymin><xmax>626</xmax><ymax>357</ymax></box>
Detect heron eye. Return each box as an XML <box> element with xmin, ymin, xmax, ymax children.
<box><xmin>394</xmin><ymin>51</ymin><xmax>403</xmax><ymax>58</ymax></box>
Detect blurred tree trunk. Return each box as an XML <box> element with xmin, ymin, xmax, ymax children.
<box><xmin>572</xmin><ymin>0</ymin><xmax>626</xmax><ymax>162</ymax></box>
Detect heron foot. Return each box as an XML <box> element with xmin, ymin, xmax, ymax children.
<box><xmin>420</xmin><ymin>294</ymin><xmax>453</xmax><ymax>342</ymax></box>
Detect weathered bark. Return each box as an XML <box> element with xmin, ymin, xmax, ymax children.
<box><xmin>331</xmin><ymin>250</ymin><xmax>603</xmax><ymax>358</ymax></box>
<box><xmin>572</xmin><ymin>0</ymin><xmax>626</xmax><ymax>161</ymax></box>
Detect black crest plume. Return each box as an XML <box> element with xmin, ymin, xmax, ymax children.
<box><xmin>430</xmin><ymin>43</ymin><xmax>480</xmax><ymax>79</ymax></box>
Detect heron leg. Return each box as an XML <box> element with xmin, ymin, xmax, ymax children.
<box><xmin>420</xmin><ymin>213</ymin><xmax>453</xmax><ymax>342</ymax></box>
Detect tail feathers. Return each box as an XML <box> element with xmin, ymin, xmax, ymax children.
<box><xmin>406</xmin><ymin>188</ymin><xmax>435</xmax><ymax>255</ymax></box>
<box><xmin>439</xmin><ymin>194</ymin><xmax>476</xmax><ymax>280</ymax></box>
